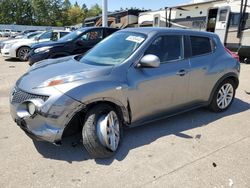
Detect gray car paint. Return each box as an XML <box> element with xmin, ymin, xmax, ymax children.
<box><xmin>9</xmin><ymin>27</ymin><xmax>240</xmax><ymax>143</ymax></box>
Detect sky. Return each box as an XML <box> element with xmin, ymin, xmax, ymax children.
<box><xmin>70</xmin><ymin>0</ymin><xmax>193</xmax><ymax>11</ymax></box>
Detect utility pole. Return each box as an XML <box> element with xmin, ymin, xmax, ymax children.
<box><xmin>102</xmin><ymin>0</ymin><xmax>108</xmax><ymax>27</ymax></box>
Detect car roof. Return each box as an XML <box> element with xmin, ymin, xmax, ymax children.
<box><xmin>78</xmin><ymin>27</ymin><xmax>119</xmax><ymax>31</ymax></box>
<box><xmin>52</xmin><ymin>30</ymin><xmax>70</xmax><ymax>32</ymax></box>
<box><xmin>121</xmin><ymin>27</ymin><xmax>217</xmax><ymax>37</ymax></box>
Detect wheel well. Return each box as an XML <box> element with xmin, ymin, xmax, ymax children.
<box><xmin>226</xmin><ymin>76</ymin><xmax>239</xmax><ymax>89</ymax></box>
<box><xmin>85</xmin><ymin>101</ymin><xmax>124</xmax><ymax>122</ymax></box>
<box><xmin>16</xmin><ymin>46</ymin><xmax>30</xmax><ymax>57</ymax></box>
<box><xmin>208</xmin><ymin>74</ymin><xmax>239</xmax><ymax>104</ymax></box>
<box><xmin>62</xmin><ymin>101</ymin><xmax>126</xmax><ymax>139</ymax></box>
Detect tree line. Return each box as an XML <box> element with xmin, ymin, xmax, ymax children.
<box><xmin>0</xmin><ymin>0</ymin><xmax>102</xmax><ymax>26</ymax></box>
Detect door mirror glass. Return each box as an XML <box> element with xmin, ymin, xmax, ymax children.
<box><xmin>137</xmin><ymin>54</ymin><xmax>160</xmax><ymax>68</ymax></box>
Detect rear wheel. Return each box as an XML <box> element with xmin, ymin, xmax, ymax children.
<box><xmin>17</xmin><ymin>46</ymin><xmax>30</xmax><ymax>61</ymax></box>
<box><xmin>82</xmin><ymin>104</ymin><xmax>123</xmax><ymax>158</ymax></box>
<box><xmin>209</xmin><ymin>79</ymin><xmax>236</xmax><ymax>112</ymax></box>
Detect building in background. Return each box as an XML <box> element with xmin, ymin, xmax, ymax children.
<box><xmin>83</xmin><ymin>9</ymin><xmax>146</xmax><ymax>28</ymax></box>
<box><xmin>138</xmin><ymin>0</ymin><xmax>250</xmax><ymax>60</ymax></box>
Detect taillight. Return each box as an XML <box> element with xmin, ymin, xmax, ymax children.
<box><xmin>224</xmin><ymin>47</ymin><xmax>240</xmax><ymax>62</ymax></box>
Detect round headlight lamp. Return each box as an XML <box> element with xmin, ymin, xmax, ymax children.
<box><xmin>17</xmin><ymin>99</ymin><xmax>44</xmax><ymax>119</ymax></box>
<box><xmin>27</xmin><ymin>102</ymin><xmax>36</xmax><ymax>115</ymax></box>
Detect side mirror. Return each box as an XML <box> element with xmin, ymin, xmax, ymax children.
<box><xmin>137</xmin><ymin>54</ymin><xmax>160</xmax><ymax>68</ymax></box>
<box><xmin>76</xmin><ymin>40</ymin><xmax>85</xmax><ymax>46</ymax></box>
<box><xmin>34</xmin><ymin>36</ymin><xmax>39</xmax><ymax>41</ymax></box>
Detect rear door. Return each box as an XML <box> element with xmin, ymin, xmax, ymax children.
<box><xmin>188</xmin><ymin>35</ymin><xmax>215</xmax><ymax>103</ymax></box>
<box><xmin>214</xmin><ymin>6</ymin><xmax>230</xmax><ymax>43</ymax></box>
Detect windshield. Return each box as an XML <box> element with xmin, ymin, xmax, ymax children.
<box><xmin>58</xmin><ymin>29</ymin><xmax>85</xmax><ymax>42</ymax></box>
<box><xmin>80</xmin><ymin>32</ymin><xmax>146</xmax><ymax>66</ymax></box>
<box><xmin>26</xmin><ymin>32</ymin><xmax>42</xmax><ymax>39</ymax></box>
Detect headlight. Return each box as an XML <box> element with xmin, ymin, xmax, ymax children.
<box><xmin>16</xmin><ymin>99</ymin><xmax>44</xmax><ymax>118</ymax></box>
<box><xmin>36</xmin><ymin>72</ymin><xmax>86</xmax><ymax>88</ymax></box>
<box><xmin>34</xmin><ymin>46</ymin><xmax>52</xmax><ymax>53</ymax></box>
<box><xmin>27</xmin><ymin>102</ymin><xmax>36</xmax><ymax>115</ymax></box>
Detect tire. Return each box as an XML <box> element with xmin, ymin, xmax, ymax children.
<box><xmin>82</xmin><ymin>104</ymin><xmax>123</xmax><ymax>159</ymax></box>
<box><xmin>209</xmin><ymin>79</ymin><xmax>236</xmax><ymax>112</ymax></box>
<box><xmin>17</xmin><ymin>46</ymin><xmax>30</xmax><ymax>61</ymax></box>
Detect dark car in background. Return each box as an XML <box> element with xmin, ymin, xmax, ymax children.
<box><xmin>28</xmin><ymin>27</ymin><xmax>119</xmax><ymax>65</ymax></box>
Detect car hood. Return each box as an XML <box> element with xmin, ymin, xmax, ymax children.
<box><xmin>2</xmin><ymin>38</ymin><xmax>29</xmax><ymax>44</ymax></box>
<box><xmin>5</xmin><ymin>38</ymin><xmax>34</xmax><ymax>43</ymax></box>
<box><xmin>16</xmin><ymin>56</ymin><xmax>113</xmax><ymax>91</ymax></box>
<box><xmin>10</xmin><ymin>39</ymin><xmax>36</xmax><ymax>47</ymax></box>
<box><xmin>32</xmin><ymin>41</ymin><xmax>65</xmax><ymax>49</ymax></box>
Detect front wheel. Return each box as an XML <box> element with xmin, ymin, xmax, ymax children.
<box><xmin>209</xmin><ymin>79</ymin><xmax>236</xmax><ymax>112</ymax></box>
<box><xmin>82</xmin><ymin>104</ymin><xmax>123</xmax><ymax>158</ymax></box>
<box><xmin>17</xmin><ymin>47</ymin><xmax>30</xmax><ymax>61</ymax></box>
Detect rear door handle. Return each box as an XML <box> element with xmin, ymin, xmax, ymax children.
<box><xmin>176</xmin><ymin>69</ymin><xmax>187</xmax><ymax>76</ymax></box>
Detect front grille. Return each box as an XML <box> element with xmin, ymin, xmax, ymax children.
<box><xmin>11</xmin><ymin>88</ymin><xmax>49</xmax><ymax>103</ymax></box>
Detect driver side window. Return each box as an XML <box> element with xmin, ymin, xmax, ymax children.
<box><xmin>80</xmin><ymin>29</ymin><xmax>103</xmax><ymax>41</ymax></box>
<box><xmin>39</xmin><ymin>31</ymin><xmax>52</xmax><ymax>40</ymax></box>
<box><xmin>145</xmin><ymin>35</ymin><xmax>183</xmax><ymax>63</ymax></box>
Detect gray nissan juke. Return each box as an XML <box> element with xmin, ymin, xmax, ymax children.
<box><xmin>10</xmin><ymin>28</ymin><xmax>240</xmax><ymax>158</ymax></box>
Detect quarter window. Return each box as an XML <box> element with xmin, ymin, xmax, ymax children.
<box><xmin>190</xmin><ymin>36</ymin><xmax>212</xmax><ymax>56</ymax></box>
<box><xmin>145</xmin><ymin>35</ymin><xmax>183</xmax><ymax>62</ymax></box>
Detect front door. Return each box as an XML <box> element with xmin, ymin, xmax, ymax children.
<box><xmin>214</xmin><ymin>6</ymin><xmax>230</xmax><ymax>43</ymax></box>
<box><xmin>127</xmin><ymin>35</ymin><xmax>191</xmax><ymax>124</ymax></box>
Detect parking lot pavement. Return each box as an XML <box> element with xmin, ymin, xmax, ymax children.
<box><xmin>0</xmin><ymin>54</ymin><xmax>250</xmax><ymax>188</ymax></box>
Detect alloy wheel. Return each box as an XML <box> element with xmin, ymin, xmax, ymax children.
<box><xmin>18</xmin><ymin>48</ymin><xmax>30</xmax><ymax>61</ymax></box>
<box><xmin>216</xmin><ymin>83</ymin><xmax>234</xmax><ymax>109</ymax></box>
<box><xmin>96</xmin><ymin>111</ymin><xmax>120</xmax><ymax>151</ymax></box>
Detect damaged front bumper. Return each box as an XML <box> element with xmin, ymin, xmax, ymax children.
<box><xmin>10</xmin><ymin>86</ymin><xmax>84</xmax><ymax>144</ymax></box>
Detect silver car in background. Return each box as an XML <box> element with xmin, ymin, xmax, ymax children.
<box><xmin>10</xmin><ymin>28</ymin><xmax>240</xmax><ymax>158</ymax></box>
<box><xmin>1</xmin><ymin>30</ymin><xmax>69</xmax><ymax>61</ymax></box>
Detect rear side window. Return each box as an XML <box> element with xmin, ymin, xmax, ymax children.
<box><xmin>190</xmin><ymin>36</ymin><xmax>212</xmax><ymax>56</ymax></box>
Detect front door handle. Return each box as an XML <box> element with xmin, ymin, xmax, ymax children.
<box><xmin>176</xmin><ymin>69</ymin><xmax>187</xmax><ymax>76</ymax></box>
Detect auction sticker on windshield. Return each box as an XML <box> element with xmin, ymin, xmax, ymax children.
<box><xmin>126</xmin><ymin>36</ymin><xmax>144</xmax><ymax>43</ymax></box>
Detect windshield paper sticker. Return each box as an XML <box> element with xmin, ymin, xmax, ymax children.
<box><xmin>126</xmin><ymin>36</ymin><xmax>144</xmax><ymax>43</ymax></box>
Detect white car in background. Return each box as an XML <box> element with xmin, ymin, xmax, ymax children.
<box><xmin>1</xmin><ymin>30</ymin><xmax>69</xmax><ymax>61</ymax></box>
<box><xmin>0</xmin><ymin>29</ymin><xmax>18</xmax><ymax>37</ymax></box>
<box><xmin>0</xmin><ymin>31</ymin><xmax>43</xmax><ymax>51</ymax></box>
